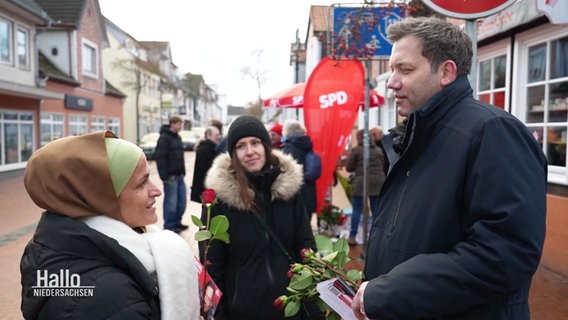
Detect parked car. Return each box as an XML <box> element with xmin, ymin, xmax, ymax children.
<box><xmin>190</xmin><ymin>127</ymin><xmax>206</xmax><ymax>140</ymax></box>
<box><xmin>179</xmin><ymin>130</ymin><xmax>199</xmax><ymax>151</ymax></box>
<box><xmin>139</xmin><ymin>132</ymin><xmax>160</xmax><ymax>160</ymax></box>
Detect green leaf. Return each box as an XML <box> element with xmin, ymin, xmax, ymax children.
<box><xmin>290</xmin><ymin>271</ymin><xmax>313</xmax><ymax>291</ymax></box>
<box><xmin>333</xmin><ymin>237</ymin><xmax>349</xmax><ymax>254</ymax></box>
<box><xmin>347</xmin><ymin>269</ymin><xmax>362</xmax><ymax>282</ymax></box>
<box><xmin>284</xmin><ymin>300</ymin><xmax>301</xmax><ymax>317</ymax></box>
<box><xmin>321</xmin><ymin>251</ymin><xmax>338</xmax><ymax>263</ymax></box>
<box><xmin>191</xmin><ymin>215</ymin><xmax>203</xmax><ymax>228</ymax></box>
<box><xmin>212</xmin><ymin>231</ymin><xmax>230</xmax><ymax>244</ymax></box>
<box><xmin>210</xmin><ymin>215</ymin><xmax>229</xmax><ymax>233</ymax></box>
<box><xmin>315</xmin><ymin>234</ymin><xmax>334</xmax><ymax>255</ymax></box>
<box><xmin>194</xmin><ymin>230</ymin><xmax>212</xmax><ymax>241</ymax></box>
<box><xmin>333</xmin><ymin>251</ymin><xmax>348</xmax><ymax>269</ymax></box>
<box><xmin>327</xmin><ymin>311</ymin><xmax>342</xmax><ymax>320</ymax></box>
<box><xmin>316</xmin><ymin>299</ymin><xmax>329</xmax><ymax>312</ymax></box>
<box><xmin>286</xmin><ymin>286</ymin><xmax>300</xmax><ymax>294</ymax></box>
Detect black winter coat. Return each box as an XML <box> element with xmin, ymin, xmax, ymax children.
<box><xmin>345</xmin><ymin>142</ymin><xmax>385</xmax><ymax>197</ymax></box>
<box><xmin>201</xmin><ymin>151</ymin><xmax>317</xmax><ymax>320</ymax></box>
<box><xmin>363</xmin><ymin>75</ymin><xmax>547</xmax><ymax>320</ymax></box>
<box><xmin>282</xmin><ymin>135</ymin><xmax>318</xmax><ymax>214</ymax></box>
<box><xmin>20</xmin><ymin>212</ymin><xmax>160</xmax><ymax>319</ymax></box>
<box><xmin>154</xmin><ymin>125</ymin><xmax>185</xmax><ymax>180</ymax></box>
<box><xmin>191</xmin><ymin>139</ymin><xmax>218</xmax><ymax>202</ymax></box>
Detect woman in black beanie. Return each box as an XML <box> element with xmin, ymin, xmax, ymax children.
<box><xmin>199</xmin><ymin>115</ymin><xmax>321</xmax><ymax>320</ymax></box>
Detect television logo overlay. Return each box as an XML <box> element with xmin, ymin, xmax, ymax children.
<box><xmin>32</xmin><ymin>269</ymin><xmax>94</xmax><ymax>297</ymax></box>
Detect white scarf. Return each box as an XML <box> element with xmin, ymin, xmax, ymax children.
<box><xmin>82</xmin><ymin>216</ymin><xmax>200</xmax><ymax>320</ymax></box>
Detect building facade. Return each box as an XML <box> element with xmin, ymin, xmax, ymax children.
<box><xmin>0</xmin><ymin>0</ymin><xmax>62</xmax><ymax>173</ymax></box>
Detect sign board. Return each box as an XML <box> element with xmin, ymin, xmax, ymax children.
<box><xmin>422</xmin><ymin>0</ymin><xmax>517</xmax><ymax>19</ymax></box>
<box><xmin>536</xmin><ymin>0</ymin><xmax>568</xmax><ymax>24</ymax></box>
<box><xmin>477</xmin><ymin>0</ymin><xmax>543</xmax><ymax>41</ymax></box>
<box><xmin>64</xmin><ymin>94</ymin><xmax>93</xmax><ymax>111</ymax></box>
<box><xmin>332</xmin><ymin>6</ymin><xmax>403</xmax><ymax>58</ymax></box>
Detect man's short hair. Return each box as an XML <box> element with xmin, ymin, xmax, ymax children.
<box><xmin>169</xmin><ymin>115</ymin><xmax>183</xmax><ymax>124</ymax></box>
<box><xmin>208</xmin><ymin>119</ymin><xmax>223</xmax><ymax>134</ymax></box>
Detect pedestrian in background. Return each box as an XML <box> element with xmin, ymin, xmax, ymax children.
<box><xmin>21</xmin><ymin>131</ymin><xmax>199</xmax><ymax>319</ymax></box>
<box><xmin>282</xmin><ymin>119</ymin><xmax>319</xmax><ymax>219</ymax></box>
<box><xmin>345</xmin><ymin>129</ymin><xmax>385</xmax><ymax>246</ymax></box>
<box><xmin>351</xmin><ymin>17</ymin><xmax>547</xmax><ymax>320</ymax></box>
<box><xmin>370</xmin><ymin>126</ymin><xmax>389</xmax><ymax>176</ymax></box>
<box><xmin>191</xmin><ymin>125</ymin><xmax>221</xmax><ymax>203</ymax></box>
<box><xmin>209</xmin><ymin>118</ymin><xmax>228</xmax><ymax>154</ymax></box>
<box><xmin>269</xmin><ymin>123</ymin><xmax>283</xmax><ymax>149</ymax></box>
<box><xmin>154</xmin><ymin>115</ymin><xmax>188</xmax><ymax>233</ymax></box>
<box><xmin>201</xmin><ymin>115</ymin><xmax>320</xmax><ymax>320</ymax></box>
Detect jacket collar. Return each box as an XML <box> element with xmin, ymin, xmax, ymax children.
<box><xmin>402</xmin><ymin>75</ymin><xmax>473</xmax><ymax>154</ymax></box>
<box><xmin>205</xmin><ymin>150</ymin><xmax>303</xmax><ymax>211</ymax></box>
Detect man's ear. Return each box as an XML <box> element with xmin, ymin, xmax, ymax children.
<box><xmin>440</xmin><ymin>60</ymin><xmax>458</xmax><ymax>86</ymax></box>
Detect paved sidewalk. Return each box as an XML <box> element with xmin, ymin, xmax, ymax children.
<box><xmin>1</xmin><ymin>154</ymin><xmax>567</xmax><ymax>319</ymax></box>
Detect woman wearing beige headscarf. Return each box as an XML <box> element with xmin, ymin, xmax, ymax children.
<box><xmin>20</xmin><ymin>131</ymin><xmax>199</xmax><ymax>320</ymax></box>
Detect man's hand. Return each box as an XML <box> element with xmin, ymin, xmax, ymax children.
<box><xmin>352</xmin><ymin>281</ymin><xmax>369</xmax><ymax>320</ymax></box>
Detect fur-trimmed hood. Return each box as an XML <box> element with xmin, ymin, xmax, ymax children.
<box><xmin>205</xmin><ymin>150</ymin><xmax>303</xmax><ymax>210</ymax></box>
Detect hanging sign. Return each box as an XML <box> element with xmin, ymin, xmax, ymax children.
<box><xmin>422</xmin><ymin>0</ymin><xmax>517</xmax><ymax>19</ymax></box>
<box><xmin>536</xmin><ymin>0</ymin><xmax>568</xmax><ymax>24</ymax></box>
<box><xmin>332</xmin><ymin>6</ymin><xmax>404</xmax><ymax>58</ymax></box>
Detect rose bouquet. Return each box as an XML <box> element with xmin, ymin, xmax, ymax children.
<box><xmin>318</xmin><ymin>203</ymin><xmax>348</xmax><ymax>237</ymax></box>
<box><xmin>274</xmin><ymin>235</ymin><xmax>362</xmax><ymax>319</ymax></box>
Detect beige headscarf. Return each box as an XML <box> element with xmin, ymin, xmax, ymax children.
<box><xmin>24</xmin><ymin>131</ymin><xmax>126</xmax><ymax>221</ymax></box>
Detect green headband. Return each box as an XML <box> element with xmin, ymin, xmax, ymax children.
<box><xmin>105</xmin><ymin>138</ymin><xmax>143</xmax><ymax>196</ymax></box>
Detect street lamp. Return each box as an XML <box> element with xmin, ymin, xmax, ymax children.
<box><xmin>291</xmin><ymin>29</ymin><xmax>303</xmax><ymax>119</ymax></box>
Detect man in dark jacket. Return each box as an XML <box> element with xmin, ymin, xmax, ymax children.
<box><xmin>154</xmin><ymin>115</ymin><xmax>188</xmax><ymax>233</ymax></box>
<box><xmin>351</xmin><ymin>17</ymin><xmax>547</xmax><ymax>320</ymax></box>
<box><xmin>190</xmin><ymin>125</ymin><xmax>221</xmax><ymax>203</ymax></box>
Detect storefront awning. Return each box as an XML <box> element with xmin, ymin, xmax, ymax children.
<box><xmin>0</xmin><ymin>79</ymin><xmax>63</xmax><ymax>100</ymax></box>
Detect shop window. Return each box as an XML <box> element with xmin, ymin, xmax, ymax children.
<box><xmin>69</xmin><ymin>114</ymin><xmax>88</xmax><ymax>136</ymax></box>
<box><xmin>525</xmin><ymin>36</ymin><xmax>568</xmax><ymax>168</ymax></box>
<box><xmin>108</xmin><ymin>118</ymin><xmax>120</xmax><ymax>137</ymax></box>
<box><xmin>548</xmin><ymin>126</ymin><xmax>567</xmax><ymax>167</ymax></box>
<box><xmin>40</xmin><ymin>113</ymin><xmax>65</xmax><ymax>147</ymax></box>
<box><xmin>477</xmin><ymin>54</ymin><xmax>507</xmax><ymax>109</ymax></box>
<box><xmin>90</xmin><ymin>116</ymin><xmax>106</xmax><ymax>132</ymax></box>
<box><xmin>0</xmin><ymin>110</ymin><xmax>34</xmax><ymax>166</ymax></box>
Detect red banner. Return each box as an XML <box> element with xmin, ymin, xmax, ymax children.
<box><xmin>304</xmin><ymin>57</ymin><xmax>365</xmax><ymax>213</ymax></box>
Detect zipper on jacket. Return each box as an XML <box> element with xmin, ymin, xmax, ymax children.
<box><xmin>386</xmin><ymin>170</ymin><xmax>411</xmax><ymax>236</ymax></box>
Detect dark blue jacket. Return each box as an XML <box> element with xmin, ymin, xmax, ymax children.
<box><xmin>154</xmin><ymin>125</ymin><xmax>185</xmax><ymax>181</ymax></box>
<box><xmin>363</xmin><ymin>75</ymin><xmax>547</xmax><ymax>319</ymax></box>
<box><xmin>282</xmin><ymin>135</ymin><xmax>318</xmax><ymax>214</ymax></box>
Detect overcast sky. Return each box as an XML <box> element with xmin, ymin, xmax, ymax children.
<box><xmin>98</xmin><ymin>0</ymin><xmax>339</xmax><ymax>106</ymax></box>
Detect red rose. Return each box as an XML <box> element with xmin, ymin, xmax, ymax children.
<box><xmin>201</xmin><ymin>189</ymin><xmax>216</xmax><ymax>205</ymax></box>
<box><xmin>300</xmin><ymin>248</ymin><xmax>315</xmax><ymax>261</ymax></box>
<box><xmin>338</xmin><ymin>214</ymin><xmax>348</xmax><ymax>226</ymax></box>
<box><xmin>287</xmin><ymin>266</ymin><xmax>294</xmax><ymax>278</ymax></box>
<box><xmin>273</xmin><ymin>295</ymin><xmax>288</xmax><ymax>310</ymax></box>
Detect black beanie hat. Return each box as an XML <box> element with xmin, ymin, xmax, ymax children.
<box><xmin>227</xmin><ymin>115</ymin><xmax>271</xmax><ymax>156</ymax></box>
